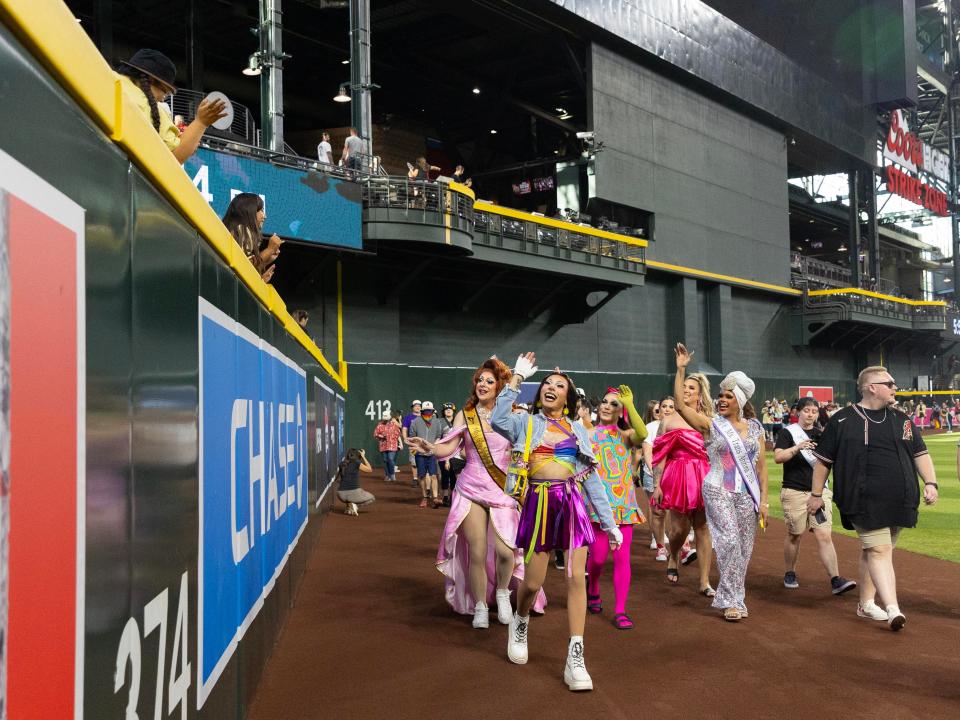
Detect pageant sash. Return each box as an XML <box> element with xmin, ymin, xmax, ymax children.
<box><xmin>785</xmin><ymin>423</ymin><xmax>817</xmax><ymax>468</ymax></box>
<box><xmin>463</xmin><ymin>406</ymin><xmax>507</xmax><ymax>490</ymax></box>
<box><xmin>713</xmin><ymin>417</ymin><xmax>762</xmax><ymax>513</ymax></box>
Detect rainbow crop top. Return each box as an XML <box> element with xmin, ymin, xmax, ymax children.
<box><xmin>530</xmin><ymin>418</ymin><xmax>578</xmax><ymax>475</ymax></box>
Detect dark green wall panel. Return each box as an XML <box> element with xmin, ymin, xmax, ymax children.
<box><xmin>0</xmin><ymin>26</ymin><xmax>344</xmax><ymax>720</ymax></box>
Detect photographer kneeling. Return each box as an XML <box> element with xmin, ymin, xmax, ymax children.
<box><xmin>337</xmin><ymin>448</ymin><xmax>375</xmax><ymax>516</ymax></box>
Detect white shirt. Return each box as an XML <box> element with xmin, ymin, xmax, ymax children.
<box><xmin>643</xmin><ymin>420</ymin><xmax>661</xmax><ymax>446</ymax></box>
<box><xmin>317</xmin><ymin>140</ymin><xmax>333</xmax><ymax>164</ymax></box>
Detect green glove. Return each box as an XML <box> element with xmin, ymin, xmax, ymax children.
<box><xmin>618</xmin><ymin>384</ymin><xmax>648</xmax><ymax>442</ymax></box>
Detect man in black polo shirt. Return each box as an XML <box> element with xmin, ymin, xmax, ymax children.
<box><xmin>808</xmin><ymin>366</ymin><xmax>939</xmax><ymax>631</ymax></box>
<box><xmin>774</xmin><ymin>397</ymin><xmax>855</xmax><ymax>595</ymax></box>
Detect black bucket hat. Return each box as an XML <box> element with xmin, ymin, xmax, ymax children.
<box><xmin>121</xmin><ymin>49</ymin><xmax>177</xmax><ymax>94</ymax></box>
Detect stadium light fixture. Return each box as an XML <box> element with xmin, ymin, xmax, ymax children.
<box><xmin>243</xmin><ymin>53</ymin><xmax>262</xmax><ymax>76</ymax></box>
<box><xmin>334</xmin><ymin>85</ymin><xmax>351</xmax><ymax>102</ymax></box>
<box><xmin>472</xmin><ymin>87</ymin><xmax>481</xmax><ymax>94</ymax></box>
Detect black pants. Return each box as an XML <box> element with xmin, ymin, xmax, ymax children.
<box><xmin>439</xmin><ymin>461</ymin><xmax>460</xmax><ymax>494</ymax></box>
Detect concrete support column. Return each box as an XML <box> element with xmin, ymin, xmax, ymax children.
<box><xmin>669</xmin><ymin>276</ymin><xmax>700</xmax><ymax>365</ymax></box>
<box><xmin>707</xmin><ymin>284</ymin><xmax>732</xmax><ymax>371</ymax></box>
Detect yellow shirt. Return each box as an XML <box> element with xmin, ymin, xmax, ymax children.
<box><xmin>117</xmin><ymin>74</ymin><xmax>181</xmax><ymax>151</ymax></box>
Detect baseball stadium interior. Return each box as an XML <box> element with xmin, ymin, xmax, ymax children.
<box><xmin>2</xmin><ymin>0</ymin><xmax>960</xmax><ymax>718</ymax></box>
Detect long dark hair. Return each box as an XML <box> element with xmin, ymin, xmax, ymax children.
<box><xmin>533</xmin><ymin>372</ymin><xmax>579</xmax><ymax>418</ymax></box>
<box><xmin>222</xmin><ymin>193</ymin><xmax>264</xmax><ymax>258</ymax></box>
<box><xmin>117</xmin><ymin>65</ymin><xmax>161</xmax><ymax>131</ymax></box>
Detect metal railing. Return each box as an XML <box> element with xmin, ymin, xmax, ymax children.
<box><xmin>171</xmin><ymin>88</ymin><xmax>256</xmax><ymax>143</ymax></box>
<box><xmin>791</xmin><ymin>255</ymin><xmax>903</xmax><ymax>297</ymax></box>
<box><xmin>805</xmin><ymin>290</ymin><xmax>946</xmax><ymax>323</ymax></box>
<box><xmin>199</xmin><ymin>136</ymin><xmax>381</xmax><ymax>178</ymax></box>
<box><xmin>362</xmin><ymin>175</ymin><xmax>475</xmax><ymax>222</ymax></box>
<box><xmin>473</xmin><ymin>208</ymin><xmax>644</xmax><ymax>264</ymax></box>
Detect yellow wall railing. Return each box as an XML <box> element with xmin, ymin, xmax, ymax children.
<box><xmin>808</xmin><ymin>287</ymin><xmax>947</xmax><ymax>308</ymax></box>
<box><xmin>0</xmin><ymin>0</ymin><xmax>348</xmax><ymax>390</ymax></box>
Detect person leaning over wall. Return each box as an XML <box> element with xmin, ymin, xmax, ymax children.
<box><xmin>116</xmin><ymin>49</ymin><xmax>226</xmax><ymax>164</ymax></box>
<box><xmin>221</xmin><ymin>193</ymin><xmax>283</xmax><ymax>283</ymax></box>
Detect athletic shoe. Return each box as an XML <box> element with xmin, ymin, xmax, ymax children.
<box><xmin>856</xmin><ymin>601</ymin><xmax>888</xmax><ymax>621</ymax></box>
<box><xmin>418</xmin><ymin>498</ymin><xmax>428</xmax><ymax>508</ymax></box>
<box><xmin>563</xmin><ymin>638</ymin><xmax>593</xmax><ymax>691</ymax></box>
<box><xmin>472</xmin><ymin>602</ymin><xmax>489</xmax><ymax>629</ymax></box>
<box><xmin>680</xmin><ymin>545</ymin><xmax>697</xmax><ymax>566</ymax></box>
<box><xmin>507</xmin><ymin>614</ymin><xmax>529</xmax><ymax>664</ymax></box>
<box><xmin>886</xmin><ymin>606</ymin><xmax>906</xmax><ymax>631</ymax></box>
<box><xmin>655</xmin><ymin>545</ymin><xmax>668</xmax><ymax>562</ymax></box>
<box><xmin>830</xmin><ymin>576</ymin><xmax>857</xmax><ymax>595</ymax></box>
<box><xmin>554</xmin><ymin>549</ymin><xmax>565</xmax><ymax>570</ymax></box>
<box><xmin>495</xmin><ymin>589</ymin><xmax>512</xmax><ymax>625</ymax></box>
<box><xmin>649</xmin><ymin>536</ymin><xmax>658</xmax><ymax>550</ymax></box>
<box><xmin>783</xmin><ymin>571</ymin><xmax>799</xmax><ymax>589</ymax></box>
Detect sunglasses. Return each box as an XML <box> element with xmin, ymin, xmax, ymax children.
<box><xmin>872</xmin><ymin>381</ymin><xmax>897</xmax><ymax>388</ymax></box>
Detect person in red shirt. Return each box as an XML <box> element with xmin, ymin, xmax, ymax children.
<box><xmin>373</xmin><ymin>410</ymin><xmax>402</xmax><ymax>482</ymax></box>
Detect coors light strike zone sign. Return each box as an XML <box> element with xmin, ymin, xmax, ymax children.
<box><xmin>883</xmin><ymin>110</ymin><xmax>950</xmax><ymax>217</ymax></box>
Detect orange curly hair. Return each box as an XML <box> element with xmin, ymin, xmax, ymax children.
<box><xmin>464</xmin><ymin>357</ymin><xmax>512</xmax><ymax>410</ymax></box>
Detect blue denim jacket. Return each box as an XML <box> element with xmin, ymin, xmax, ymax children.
<box><xmin>490</xmin><ymin>385</ymin><xmax>617</xmax><ymax>531</ymax></box>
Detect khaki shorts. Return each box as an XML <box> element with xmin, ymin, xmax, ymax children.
<box><xmin>781</xmin><ymin>487</ymin><xmax>833</xmax><ymax>535</ymax></box>
<box><xmin>854</xmin><ymin>525</ymin><xmax>901</xmax><ymax>549</ymax></box>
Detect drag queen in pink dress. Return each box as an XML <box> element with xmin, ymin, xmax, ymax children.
<box><xmin>408</xmin><ymin>358</ymin><xmax>546</xmax><ymax>629</ymax></box>
<box><xmin>651</xmin><ymin>344</ymin><xmax>715</xmax><ymax>596</ymax></box>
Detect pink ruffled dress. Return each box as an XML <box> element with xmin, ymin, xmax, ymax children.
<box><xmin>652</xmin><ymin>428</ymin><xmax>709</xmax><ymax>514</ymax></box>
<box><xmin>435</xmin><ymin>423</ymin><xmax>547</xmax><ymax>615</ymax></box>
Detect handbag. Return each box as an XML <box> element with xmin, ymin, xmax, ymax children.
<box><xmin>505</xmin><ymin>414</ymin><xmax>534</xmax><ymax>506</ymax></box>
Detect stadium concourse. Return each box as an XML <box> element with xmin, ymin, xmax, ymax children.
<box><xmin>248</xmin><ymin>471</ymin><xmax>960</xmax><ymax>719</ymax></box>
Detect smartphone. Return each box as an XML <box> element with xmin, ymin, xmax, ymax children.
<box><xmin>814</xmin><ymin>507</ymin><xmax>827</xmax><ymax>523</ymax></box>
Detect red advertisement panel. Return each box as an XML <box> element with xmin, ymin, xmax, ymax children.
<box><xmin>798</xmin><ymin>386</ymin><xmax>834</xmax><ymax>403</ymax></box>
<box><xmin>2</xmin><ymin>150</ymin><xmax>85</xmax><ymax>719</ymax></box>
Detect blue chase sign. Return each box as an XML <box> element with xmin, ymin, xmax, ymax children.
<box><xmin>197</xmin><ymin>298</ymin><xmax>309</xmax><ymax>708</ymax></box>
<box><xmin>185</xmin><ymin>147</ymin><xmax>362</xmax><ymax>250</ymax></box>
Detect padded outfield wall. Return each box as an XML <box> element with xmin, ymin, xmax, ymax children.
<box><xmin>0</xmin><ymin>8</ymin><xmax>347</xmax><ymax>720</ymax></box>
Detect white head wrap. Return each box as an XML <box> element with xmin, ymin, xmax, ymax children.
<box><xmin>720</xmin><ymin>371</ymin><xmax>755</xmax><ymax>419</ymax></box>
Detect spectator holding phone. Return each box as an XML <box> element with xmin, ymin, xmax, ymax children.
<box><xmin>337</xmin><ymin>448</ymin><xmax>374</xmax><ymax>516</ymax></box>
<box><xmin>774</xmin><ymin>397</ymin><xmax>856</xmax><ymax>595</ymax></box>
<box><xmin>221</xmin><ymin>193</ymin><xmax>283</xmax><ymax>283</ymax></box>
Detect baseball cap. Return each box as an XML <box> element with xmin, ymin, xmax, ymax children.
<box><xmin>412</xmin><ymin>399</ymin><xmax>422</xmax><ymax>406</ymax></box>
<box><xmin>421</xmin><ymin>401</ymin><xmax>435</xmax><ymax>412</ymax></box>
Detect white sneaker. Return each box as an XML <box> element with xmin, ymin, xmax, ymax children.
<box><xmin>648</xmin><ymin>536</ymin><xmax>658</xmax><ymax>550</ymax></box>
<box><xmin>563</xmin><ymin>637</ymin><xmax>593</xmax><ymax>691</ymax></box>
<box><xmin>472</xmin><ymin>602</ymin><xmax>489</xmax><ymax>629</ymax></box>
<box><xmin>507</xmin><ymin>614</ymin><xmax>529</xmax><ymax>664</ymax></box>
<box><xmin>655</xmin><ymin>545</ymin><xmax>668</xmax><ymax>562</ymax></box>
<box><xmin>886</xmin><ymin>606</ymin><xmax>906</xmax><ymax>631</ymax></box>
<box><xmin>495</xmin><ymin>589</ymin><xmax>512</xmax><ymax>625</ymax></box>
<box><xmin>856</xmin><ymin>601</ymin><xmax>888</xmax><ymax>622</ymax></box>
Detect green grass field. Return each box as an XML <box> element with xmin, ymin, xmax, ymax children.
<box><xmin>764</xmin><ymin>432</ymin><xmax>960</xmax><ymax>563</ymax></box>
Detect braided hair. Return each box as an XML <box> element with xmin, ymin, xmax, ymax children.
<box><xmin>117</xmin><ymin>65</ymin><xmax>161</xmax><ymax>132</ymax></box>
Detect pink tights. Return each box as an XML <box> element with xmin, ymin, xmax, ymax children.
<box><xmin>586</xmin><ymin>522</ymin><xmax>634</xmax><ymax>614</ymax></box>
